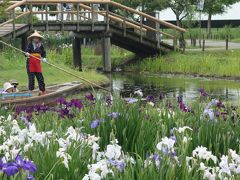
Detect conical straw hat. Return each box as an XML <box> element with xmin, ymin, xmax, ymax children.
<box><xmin>28</xmin><ymin>30</ymin><xmax>44</xmax><ymax>40</ymax></box>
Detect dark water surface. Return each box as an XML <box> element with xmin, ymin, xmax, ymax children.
<box><xmin>109</xmin><ymin>73</ymin><xmax>240</xmax><ymax>105</ymax></box>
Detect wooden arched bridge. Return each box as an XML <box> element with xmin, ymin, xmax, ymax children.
<box><xmin>0</xmin><ymin>0</ymin><xmax>186</xmax><ymax>72</ymax></box>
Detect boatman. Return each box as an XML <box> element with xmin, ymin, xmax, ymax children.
<box><xmin>25</xmin><ymin>30</ymin><xmax>47</xmax><ymax>96</ymax></box>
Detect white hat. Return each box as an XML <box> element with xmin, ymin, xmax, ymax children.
<box><xmin>10</xmin><ymin>79</ymin><xmax>18</xmax><ymax>85</ymax></box>
<box><xmin>3</xmin><ymin>82</ymin><xmax>14</xmax><ymax>92</ymax></box>
<box><xmin>28</xmin><ymin>30</ymin><xmax>44</xmax><ymax>40</ymax></box>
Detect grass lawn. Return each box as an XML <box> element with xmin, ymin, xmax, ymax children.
<box><xmin>126</xmin><ymin>49</ymin><xmax>240</xmax><ymax>78</ymax></box>
<box><xmin>0</xmin><ymin>48</ymin><xmax>109</xmax><ymax>88</ymax></box>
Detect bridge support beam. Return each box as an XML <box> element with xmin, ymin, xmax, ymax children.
<box><xmin>102</xmin><ymin>36</ymin><xmax>111</xmax><ymax>72</ymax></box>
<box><xmin>21</xmin><ymin>34</ymin><xmax>28</xmax><ymax>51</ymax></box>
<box><xmin>72</xmin><ymin>36</ymin><xmax>82</xmax><ymax>71</ymax></box>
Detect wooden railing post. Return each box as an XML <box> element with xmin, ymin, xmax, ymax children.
<box><xmin>105</xmin><ymin>3</ymin><xmax>109</xmax><ymax>31</ymax></box>
<box><xmin>123</xmin><ymin>15</ymin><xmax>126</xmax><ymax>37</ymax></box>
<box><xmin>12</xmin><ymin>8</ymin><xmax>16</xmax><ymax>39</ymax></box>
<box><xmin>173</xmin><ymin>30</ymin><xmax>177</xmax><ymax>51</ymax></box>
<box><xmin>61</xmin><ymin>3</ymin><xmax>64</xmax><ymax>34</ymax></box>
<box><xmin>226</xmin><ymin>35</ymin><xmax>229</xmax><ymax>50</ymax></box>
<box><xmin>91</xmin><ymin>3</ymin><xmax>94</xmax><ymax>32</ymax></box>
<box><xmin>41</xmin><ymin>5</ymin><xmax>44</xmax><ymax>22</ymax></box>
<box><xmin>202</xmin><ymin>34</ymin><xmax>205</xmax><ymax>52</ymax></box>
<box><xmin>173</xmin><ymin>36</ymin><xmax>176</xmax><ymax>51</ymax></box>
<box><xmin>140</xmin><ymin>15</ymin><xmax>143</xmax><ymax>43</ymax></box>
<box><xmin>77</xmin><ymin>3</ymin><xmax>80</xmax><ymax>32</ymax></box>
<box><xmin>29</xmin><ymin>4</ymin><xmax>33</xmax><ymax>31</ymax></box>
<box><xmin>45</xmin><ymin>4</ymin><xmax>49</xmax><ymax>32</ymax></box>
<box><xmin>156</xmin><ymin>22</ymin><xmax>160</xmax><ymax>49</ymax></box>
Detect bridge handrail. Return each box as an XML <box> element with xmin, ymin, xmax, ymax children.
<box><xmin>2</xmin><ymin>0</ymin><xmax>184</xmax><ymax>49</ymax></box>
<box><xmin>5</xmin><ymin>0</ymin><xmax>27</xmax><ymax>11</ymax></box>
<box><xmin>109</xmin><ymin>1</ymin><xmax>186</xmax><ymax>33</ymax></box>
<box><xmin>108</xmin><ymin>12</ymin><xmax>174</xmax><ymax>39</ymax></box>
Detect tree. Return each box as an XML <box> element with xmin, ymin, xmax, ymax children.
<box><xmin>166</xmin><ymin>0</ymin><xmax>197</xmax><ymax>27</ymax></box>
<box><xmin>0</xmin><ymin>0</ymin><xmax>10</xmax><ymax>22</ymax></box>
<box><xmin>202</xmin><ymin>0</ymin><xmax>240</xmax><ymax>36</ymax></box>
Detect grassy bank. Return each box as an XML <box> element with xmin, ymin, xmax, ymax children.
<box><xmin>126</xmin><ymin>49</ymin><xmax>240</xmax><ymax>78</ymax></box>
<box><xmin>0</xmin><ymin>48</ymin><xmax>109</xmax><ymax>87</ymax></box>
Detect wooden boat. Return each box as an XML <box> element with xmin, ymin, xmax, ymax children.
<box><xmin>0</xmin><ymin>82</ymin><xmax>83</xmax><ymax>108</ymax></box>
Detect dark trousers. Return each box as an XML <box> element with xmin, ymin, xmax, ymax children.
<box><xmin>26</xmin><ymin>62</ymin><xmax>45</xmax><ymax>92</ymax></box>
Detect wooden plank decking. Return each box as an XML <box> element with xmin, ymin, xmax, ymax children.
<box><xmin>0</xmin><ymin>24</ymin><xmax>27</xmax><ymax>38</ymax></box>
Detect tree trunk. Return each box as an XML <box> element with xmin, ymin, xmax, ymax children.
<box><xmin>176</xmin><ymin>16</ymin><xmax>181</xmax><ymax>27</ymax></box>
<box><xmin>207</xmin><ymin>13</ymin><xmax>212</xmax><ymax>39</ymax></box>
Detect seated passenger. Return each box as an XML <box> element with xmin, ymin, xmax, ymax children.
<box><xmin>10</xmin><ymin>79</ymin><xmax>19</xmax><ymax>92</ymax></box>
<box><xmin>3</xmin><ymin>82</ymin><xmax>15</xmax><ymax>93</ymax></box>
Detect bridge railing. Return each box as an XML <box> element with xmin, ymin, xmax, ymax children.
<box><xmin>1</xmin><ymin>0</ymin><xmax>186</xmax><ymax>50</ymax></box>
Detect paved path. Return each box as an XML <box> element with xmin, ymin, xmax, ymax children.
<box><xmin>163</xmin><ymin>39</ymin><xmax>240</xmax><ymax>51</ymax></box>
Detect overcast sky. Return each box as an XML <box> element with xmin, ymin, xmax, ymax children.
<box><xmin>159</xmin><ymin>2</ymin><xmax>240</xmax><ymax>20</ymax></box>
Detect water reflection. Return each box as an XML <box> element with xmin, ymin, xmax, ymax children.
<box><xmin>111</xmin><ymin>73</ymin><xmax>240</xmax><ymax>105</ymax></box>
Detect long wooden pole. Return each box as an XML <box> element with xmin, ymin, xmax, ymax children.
<box><xmin>0</xmin><ymin>40</ymin><xmax>110</xmax><ymax>92</ymax></box>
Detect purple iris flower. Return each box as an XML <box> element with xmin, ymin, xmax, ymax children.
<box><xmin>91</xmin><ymin>120</ymin><xmax>100</xmax><ymax>129</ymax></box>
<box><xmin>108</xmin><ymin>112</ymin><xmax>120</xmax><ymax>119</ymax></box>
<box><xmin>106</xmin><ymin>95</ymin><xmax>113</xmax><ymax>106</ymax></box>
<box><xmin>217</xmin><ymin>101</ymin><xmax>225</xmax><ymax>108</ymax></box>
<box><xmin>170</xmin><ymin>128</ymin><xmax>174</xmax><ymax>136</ymax></box>
<box><xmin>27</xmin><ymin>174</ymin><xmax>35</xmax><ymax>180</ymax></box>
<box><xmin>146</xmin><ymin>151</ymin><xmax>150</xmax><ymax>158</ymax></box>
<box><xmin>33</xmin><ymin>105</ymin><xmax>49</xmax><ymax>113</ymax></box>
<box><xmin>177</xmin><ymin>95</ymin><xmax>183</xmax><ymax>103</ymax></box>
<box><xmin>170</xmin><ymin>135</ymin><xmax>177</xmax><ymax>142</ymax></box>
<box><xmin>216</xmin><ymin>111</ymin><xmax>220</xmax><ymax>117</ymax></box>
<box><xmin>171</xmin><ymin>151</ymin><xmax>177</xmax><ymax>157</ymax></box>
<box><xmin>146</xmin><ymin>95</ymin><xmax>155</xmax><ymax>103</ymax></box>
<box><xmin>116</xmin><ymin>161</ymin><xmax>126</xmax><ymax>172</ymax></box>
<box><xmin>161</xmin><ymin>147</ymin><xmax>169</xmax><ymax>154</ymax></box>
<box><xmin>179</xmin><ymin>102</ymin><xmax>191</xmax><ymax>113</ymax></box>
<box><xmin>85</xmin><ymin>93</ymin><xmax>96</xmax><ymax>101</ymax></box>
<box><xmin>59</xmin><ymin>108</ymin><xmax>74</xmax><ymax>119</ymax></box>
<box><xmin>15</xmin><ymin>155</ymin><xmax>37</xmax><ymax>173</ymax></box>
<box><xmin>159</xmin><ymin>92</ymin><xmax>164</xmax><ymax>100</ymax></box>
<box><xmin>56</xmin><ymin>97</ymin><xmax>67</xmax><ymax>105</ymax></box>
<box><xmin>3</xmin><ymin>163</ymin><xmax>19</xmax><ymax>176</ymax></box>
<box><xmin>70</xmin><ymin>99</ymin><xmax>83</xmax><ymax>109</ymax></box>
<box><xmin>198</xmin><ymin>89</ymin><xmax>208</xmax><ymax>97</ymax></box>
<box><xmin>152</xmin><ymin>154</ymin><xmax>159</xmax><ymax>161</ymax></box>
<box><xmin>0</xmin><ymin>158</ymin><xmax>3</xmax><ymax>169</ymax></box>
<box><xmin>22</xmin><ymin>161</ymin><xmax>37</xmax><ymax>173</ymax></box>
<box><xmin>124</xmin><ymin>98</ymin><xmax>138</xmax><ymax>104</ymax></box>
<box><xmin>109</xmin><ymin>160</ymin><xmax>126</xmax><ymax>172</ymax></box>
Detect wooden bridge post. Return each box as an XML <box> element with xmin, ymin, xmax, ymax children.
<box><xmin>72</xmin><ymin>36</ymin><xmax>82</xmax><ymax>71</ymax></box>
<box><xmin>12</xmin><ymin>9</ymin><xmax>16</xmax><ymax>39</ymax></box>
<box><xmin>21</xmin><ymin>34</ymin><xmax>28</xmax><ymax>51</ymax></box>
<box><xmin>102</xmin><ymin>36</ymin><xmax>111</xmax><ymax>72</ymax></box>
<box><xmin>105</xmin><ymin>4</ymin><xmax>110</xmax><ymax>31</ymax></box>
